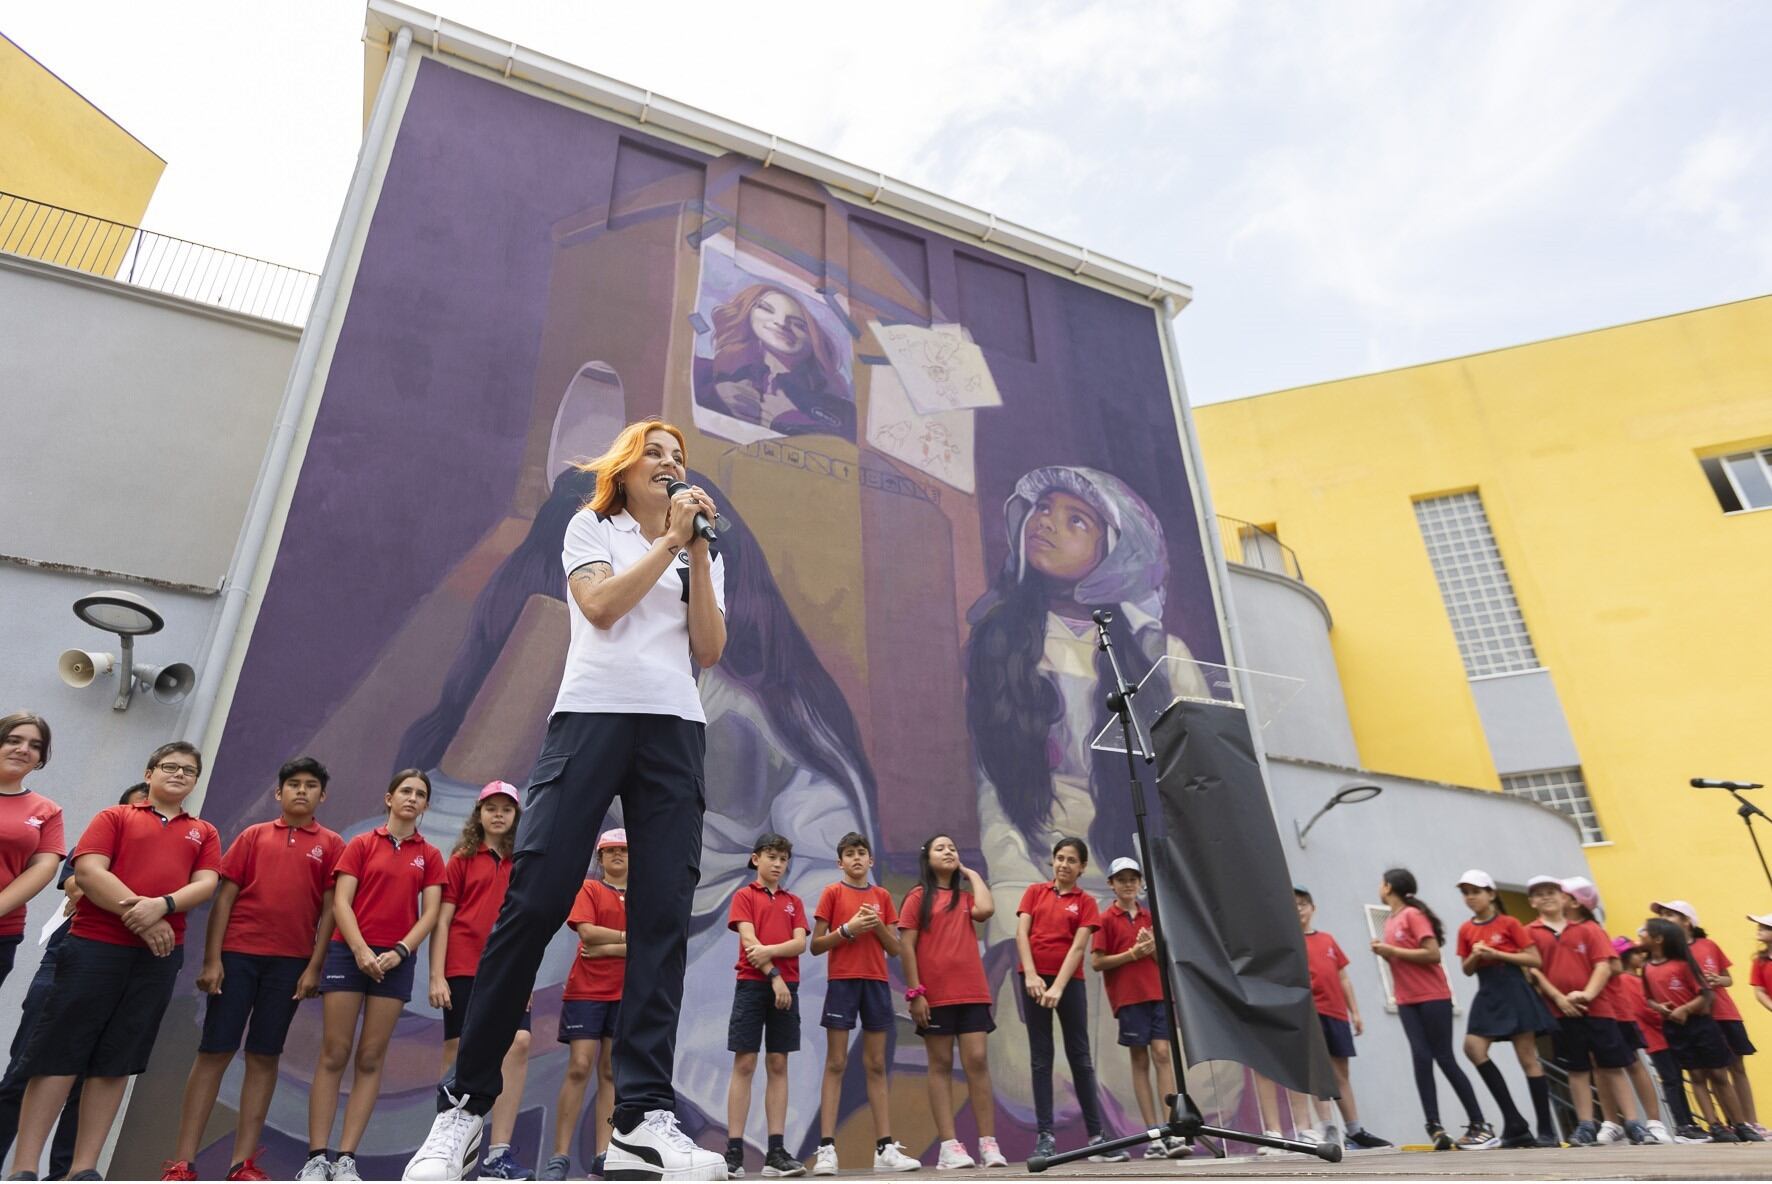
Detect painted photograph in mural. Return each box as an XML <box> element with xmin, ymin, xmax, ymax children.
<box><xmin>691</xmin><ymin>239</ymin><xmax>857</xmax><ymax>444</ymax></box>
<box><xmin>157</xmin><ymin>56</ymin><xmax>1235</xmax><ymax>1181</ymax></box>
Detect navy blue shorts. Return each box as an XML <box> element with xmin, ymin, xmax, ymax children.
<box><xmin>558</xmin><ymin>998</ymin><xmax>619</xmax><ymax>1044</ymax></box>
<box><xmin>1320</xmin><ymin>1014</ymin><xmax>1357</xmax><ymax>1059</ymax></box>
<box><xmin>1719</xmin><ymin>1018</ymin><xmax>1757</xmax><ymax>1057</ymax></box>
<box><xmin>319</xmin><ymin>941</ymin><xmax>415</xmax><ymax>1002</ymax></box>
<box><xmin>199</xmin><ymin>952</ymin><xmax>308</xmax><ymax>1056</ymax></box>
<box><xmin>1619</xmin><ymin>1020</ymin><xmax>1647</xmax><ymax>1051</ymax></box>
<box><xmin>443</xmin><ymin>976</ymin><xmax>531</xmax><ymax>1041</ymax></box>
<box><xmin>918</xmin><ymin>1003</ymin><xmax>994</xmax><ymax>1038</ymax></box>
<box><xmin>1116</xmin><ymin>1000</ymin><xmax>1169</xmax><ymax>1048</ymax></box>
<box><xmin>1667</xmin><ymin>1015</ymin><xmax>1733</xmax><ymax>1071</ymax></box>
<box><xmin>0</xmin><ymin>933</ymin><xmax>20</xmax><ymax>989</ymax></box>
<box><xmin>1553</xmin><ymin>1014</ymin><xmax>1634</xmax><ymax>1071</ymax></box>
<box><xmin>822</xmin><ymin>978</ymin><xmax>892</xmax><ymax>1032</ymax></box>
<box><xmin>728</xmin><ymin>979</ymin><xmax>801</xmax><ymax>1053</ymax></box>
<box><xmin>20</xmin><ymin>935</ymin><xmax>184</xmax><ymax>1078</ymax></box>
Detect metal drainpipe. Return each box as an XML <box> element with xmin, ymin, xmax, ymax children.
<box><xmin>179</xmin><ymin>26</ymin><xmax>415</xmax><ymax>758</ymax></box>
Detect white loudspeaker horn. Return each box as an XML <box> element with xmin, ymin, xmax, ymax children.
<box><xmin>59</xmin><ymin>649</ymin><xmax>115</xmax><ymax>689</ymax></box>
<box><xmin>136</xmin><ymin>662</ymin><xmax>196</xmax><ymax>705</ymax></box>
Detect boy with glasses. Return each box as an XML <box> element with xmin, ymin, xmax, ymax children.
<box><xmin>9</xmin><ymin>744</ymin><xmax>221</xmax><ymax>1181</ymax></box>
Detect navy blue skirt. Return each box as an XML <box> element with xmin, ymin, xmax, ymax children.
<box><xmin>1467</xmin><ymin>964</ymin><xmax>1556</xmax><ymax>1038</ymax></box>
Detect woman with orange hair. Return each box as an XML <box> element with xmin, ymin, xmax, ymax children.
<box><xmin>407</xmin><ymin>420</ymin><xmax>728</xmax><ymax>1182</ymax></box>
<box><xmin>695</xmin><ymin>283</ymin><xmax>856</xmax><ymax>439</ymax></box>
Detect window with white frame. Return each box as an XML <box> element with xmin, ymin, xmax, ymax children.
<box><xmin>1699</xmin><ymin>448</ymin><xmax>1772</xmax><ymax>514</ymax></box>
<box><xmin>1413</xmin><ymin>491</ymin><xmax>1540</xmax><ymax>677</ymax></box>
<box><xmin>1502</xmin><ymin>767</ymin><xmax>1606</xmax><ymax>844</ymax></box>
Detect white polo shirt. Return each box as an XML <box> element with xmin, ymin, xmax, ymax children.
<box><xmin>554</xmin><ymin>508</ymin><xmax>727</xmax><ymax>723</ymax></box>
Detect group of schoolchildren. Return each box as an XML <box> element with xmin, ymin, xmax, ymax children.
<box><xmin>7</xmin><ymin>708</ymin><xmax>1772</xmax><ymax>1182</ymax></box>
<box><xmin>1267</xmin><ymin>865</ymin><xmax>1772</xmax><ymax>1157</ymax></box>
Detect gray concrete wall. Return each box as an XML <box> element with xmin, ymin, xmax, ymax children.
<box><xmin>0</xmin><ymin>254</ymin><xmax>296</xmax><ymax>589</ymax></box>
<box><xmin>1469</xmin><ymin>668</ymin><xmax>1582</xmax><ymax>776</ymax></box>
<box><xmin>1225</xmin><ymin>563</ymin><xmax>1362</xmax><ymax>767</ymax></box>
<box><xmin>0</xmin><ymin>258</ymin><xmax>291</xmax><ymax>1033</ymax></box>
<box><xmin>1271</xmin><ymin>756</ymin><xmax>1593</xmax><ymax>1140</ymax></box>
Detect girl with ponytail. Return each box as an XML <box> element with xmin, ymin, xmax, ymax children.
<box><xmin>1643</xmin><ymin>918</ymin><xmax>1752</xmax><ymax>1140</ymax></box>
<box><xmin>1373</xmin><ymin>868</ymin><xmax>1487</xmax><ymax>1150</ymax></box>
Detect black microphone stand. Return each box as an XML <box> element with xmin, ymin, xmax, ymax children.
<box><xmin>1027</xmin><ymin>611</ymin><xmax>1338</xmax><ymax>1171</ymax></box>
<box><xmin>1722</xmin><ymin>787</ymin><xmax>1772</xmax><ymax>895</ymax></box>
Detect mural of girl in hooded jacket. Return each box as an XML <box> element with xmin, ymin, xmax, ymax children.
<box><xmin>966</xmin><ymin>465</ymin><xmax>1210</xmax><ymax>1135</ymax></box>
<box><xmin>692</xmin><ymin>283</ymin><xmax>857</xmax><ymax>440</ymax></box>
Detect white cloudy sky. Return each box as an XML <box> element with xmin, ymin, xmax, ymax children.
<box><xmin>8</xmin><ymin>1</ymin><xmax>1770</xmax><ymax>402</ymax></box>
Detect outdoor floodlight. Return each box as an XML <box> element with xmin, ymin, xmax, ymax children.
<box><xmin>1294</xmin><ymin>782</ymin><xmax>1384</xmax><ymax>848</ymax></box>
<box><xmin>59</xmin><ymin>589</ymin><xmax>194</xmax><ymax>711</ymax></box>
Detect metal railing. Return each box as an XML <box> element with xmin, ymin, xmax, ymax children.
<box><xmin>0</xmin><ymin>191</ymin><xmax>318</xmax><ymax>327</ymax></box>
<box><xmin>1217</xmin><ymin>514</ymin><xmax>1305</xmax><ymax>582</ymax></box>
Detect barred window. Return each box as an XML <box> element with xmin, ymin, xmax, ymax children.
<box><xmin>1413</xmin><ymin>491</ymin><xmax>1540</xmax><ymax>677</ymax></box>
<box><xmin>1502</xmin><ymin>767</ymin><xmax>1605</xmax><ymax>844</ymax></box>
<box><xmin>1699</xmin><ymin>448</ymin><xmax>1772</xmax><ymax>514</ymax></box>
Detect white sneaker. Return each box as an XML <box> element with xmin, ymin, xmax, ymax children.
<box><xmin>333</xmin><ymin>1155</ymin><xmax>363</xmax><ymax>1182</ymax></box>
<box><xmin>298</xmin><ymin>1155</ymin><xmax>333</xmax><ymax>1181</ymax></box>
<box><xmin>607</xmin><ymin>1110</ymin><xmax>727</xmax><ymax>1181</ymax></box>
<box><xmin>1643</xmin><ymin>1119</ymin><xmax>1674</xmax><ymax>1146</ymax></box>
<box><xmin>810</xmin><ymin>1145</ymin><xmax>838</xmax><ymax>1176</ymax></box>
<box><xmin>1143</xmin><ymin>1138</ymin><xmax>1168</xmax><ymax>1159</ymax></box>
<box><xmin>977</xmin><ymin>1136</ymin><xmax>1007</xmax><ymax>1168</ymax></box>
<box><xmin>1164</xmin><ymin>1136</ymin><xmax>1190</xmax><ymax>1159</ymax></box>
<box><xmin>404</xmin><ymin>1094</ymin><xmax>486</xmax><ymax>1181</ymax></box>
<box><xmin>935</xmin><ymin>1140</ymin><xmax>974</xmax><ymax>1170</ymax></box>
<box><xmin>1254</xmin><ymin>1130</ymin><xmax>1286</xmax><ymax>1156</ymax></box>
<box><xmin>1596</xmin><ymin>1120</ymin><xmax>1625</xmax><ymax>1145</ymax></box>
<box><xmin>874</xmin><ymin>1141</ymin><xmax>922</xmax><ymax>1172</ymax></box>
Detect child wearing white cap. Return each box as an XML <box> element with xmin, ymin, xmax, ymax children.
<box><xmin>1454</xmin><ymin>870</ymin><xmax>1556</xmax><ymax>1147</ymax></box>
<box><xmin>1090</xmin><ymin>858</ymin><xmax>1181</xmax><ymax>1160</ymax></box>
<box><xmin>1651</xmin><ymin>900</ymin><xmax>1762</xmax><ymax>1137</ymax></box>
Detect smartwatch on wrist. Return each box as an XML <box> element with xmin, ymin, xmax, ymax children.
<box><xmin>766</xmin><ymin>966</ymin><xmax>781</xmax><ymax>979</ymax></box>
<box><xmin>161</xmin><ymin>894</ymin><xmax>177</xmax><ymax>916</ymax></box>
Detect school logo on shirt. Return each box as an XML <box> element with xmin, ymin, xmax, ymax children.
<box><xmin>185</xmin><ymin>826</ymin><xmax>205</xmax><ymax>844</ymax></box>
<box><xmin>24</xmin><ymin>816</ymin><xmax>45</xmax><ymax>829</ymax></box>
<box><xmin>308</xmin><ymin>845</ymin><xmax>327</xmax><ymax>861</ymax></box>
<box><xmin>1066</xmin><ymin>902</ymin><xmax>1080</xmax><ymax>915</ymax></box>
<box><xmin>411</xmin><ymin>855</ymin><xmax>427</xmax><ymax>870</ymax></box>
<box><xmin>783</xmin><ymin>902</ymin><xmax>796</xmax><ymax>917</ymax></box>
<box><xmin>1670</xmin><ymin>974</ymin><xmax>1687</xmax><ymax>992</ymax></box>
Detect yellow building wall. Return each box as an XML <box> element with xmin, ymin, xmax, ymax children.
<box><xmin>1197</xmin><ymin>295</ymin><xmax>1772</xmax><ymax>1091</ymax></box>
<box><xmin>0</xmin><ymin>33</ymin><xmax>163</xmax><ymax>272</ymax></box>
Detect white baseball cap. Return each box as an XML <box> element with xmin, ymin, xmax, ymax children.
<box><xmin>1747</xmin><ymin>913</ymin><xmax>1772</xmax><ymax>928</ymax></box>
<box><xmin>1455</xmin><ymin>869</ymin><xmax>1496</xmax><ymax>891</ymax></box>
<box><xmin>1525</xmin><ymin>873</ymin><xmax>1562</xmax><ymax>893</ymax></box>
<box><xmin>1651</xmin><ymin>899</ymin><xmax>1698</xmax><ymax>924</ymax></box>
<box><xmin>1108</xmin><ymin>857</ymin><xmax>1142</xmax><ymax>878</ymax></box>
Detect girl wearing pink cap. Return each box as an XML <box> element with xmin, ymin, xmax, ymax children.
<box><xmin>431</xmin><ymin>783</ymin><xmax>531</xmax><ymax>1179</ymax></box>
<box><xmin>1650</xmin><ymin>900</ymin><xmax>1760</xmax><ymax>1136</ymax></box>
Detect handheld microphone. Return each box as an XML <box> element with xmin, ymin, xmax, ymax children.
<box><xmin>665</xmin><ymin>479</ymin><xmax>716</xmax><ymax>543</ymax></box>
<box><xmin>1692</xmin><ymin>778</ymin><xmax>1765</xmax><ymax>790</ymax></box>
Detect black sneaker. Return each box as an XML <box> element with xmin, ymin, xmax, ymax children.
<box><xmin>1499</xmin><ymin>1123</ymin><xmax>1537</xmax><ymax>1149</ymax></box>
<box><xmin>762</xmin><ymin>1147</ymin><xmax>806</xmax><ymax>1178</ymax></box>
<box><xmin>1674</xmin><ymin>1123</ymin><xmax>1710</xmax><ymax>1143</ymax></box>
<box><xmin>1456</xmin><ymin>1122</ymin><xmax>1499</xmax><ymax>1150</ymax></box>
<box><xmin>725</xmin><ymin>1145</ymin><xmax>748</xmax><ymax>1177</ymax></box>
<box><xmin>1534</xmin><ymin>1130</ymin><xmax>1561</xmax><ymax>1148</ymax></box>
<box><xmin>1734</xmin><ymin>1124</ymin><xmax>1764</xmax><ymax>1143</ymax></box>
<box><xmin>1569</xmin><ymin>1119</ymin><xmax>1600</xmax><ymax>1146</ymax></box>
<box><xmin>1427</xmin><ymin>1123</ymin><xmax>1455</xmax><ymax>1151</ymax></box>
<box><xmin>1346</xmin><ymin>1129</ymin><xmax>1392</xmax><ymax>1149</ymax></box>
<box><xmin>1710</xmin><ymin>1124</ymin><xmax>1741</xmax><ymax>1143</ymax></box>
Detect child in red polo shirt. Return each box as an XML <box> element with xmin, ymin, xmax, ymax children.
<box><xmin>303</xmin><ymin>769</ymin><xmax>443</xmax><ymax>1182</ymax></box>
<box><xmin>1015</xmin><ymin>836</ymin><xmax>1110</xmax><ymax>1163</ymax></box>
<box><xmin>0</xmin><ymin>711</ymin><xmax>65</xmax><ymax>991</ymax></box>
<box><xmin>1651</xmin><ymin>899</ymin><xmax>1761</xmax><ymax>1134</ymax></box>
<box><xmin>430</xmin><ymin>782</ymin><xmax>530</xmax><ymax>1181</ymax></box>
<box><xmin>900</xmin><ymin>833</ymin><xmax>1004</xmax><ymax>1170</ymax></box>
<box><xmin>1453</xmin><ymin>869</ymin><xmax>1554</xmax><ymax>1148</ymax></box>
<box><xmin>1643</xmin><ymin>917</ymin><xmax>1751</xmax><ymax>1140</ymax></box>
<box><xmin>547</xmin><ymin>828</ymin><xmax>629</xmax><ymax>1182</ymax></box>
<box><xmin>1090</xmin><ymin>858</ymin><xmax>1175</xmax><ymax>1162</ymax></box>
<box><xmin>164</xmin><ymin>756</ymin><xmax>345</xmax><ymax>1182</ymax></box>
<box><xmin>809</xmin><ymin>831</ymin><xmax>914</xmax><ymax>1174</ymax></box>
<box><xmin>12</xmin><ymin>741</ymin><xmax>221</xmax><ymax>1183</ymax></box>
<box><xmin>725</xmin><ymin>832</ymin><xmax>808</xmax><ymax>1179</ymax></box>
<box><xmin>1292</xmin><ymin>886</ymin><xmax>1389</xmax><ymax>1149</ymax></box>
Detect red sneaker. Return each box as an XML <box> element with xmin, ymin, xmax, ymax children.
<box><xmin>226</xmin><ymin>1153</ymin><xmax>273</xmax><ymax>1181</ymax></box>
<box><xmin>161</xmin><ymin>1162</ymin><xmax>199</xmax><ymax>1181</ymax></box>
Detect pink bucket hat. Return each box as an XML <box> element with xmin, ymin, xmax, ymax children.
<box><xmin>596</xmin><ymin>828</ymin><xmax>627</xmax><ymax>851</ymax></box>
<box><xmin>478</xmin><ymin>781</ymin><xmax>520</xmax><ymax>804</ymax></box>
<box><xmin>1559</xmin><ymin>876</ymin><xmax>1600</xmax><ymax>913</ymax></box>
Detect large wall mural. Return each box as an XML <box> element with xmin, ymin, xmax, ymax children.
<box><xmin>132</xmin><ymin>56</ymin><xmax>1234</xmax><ymax>1179</ymax></box>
